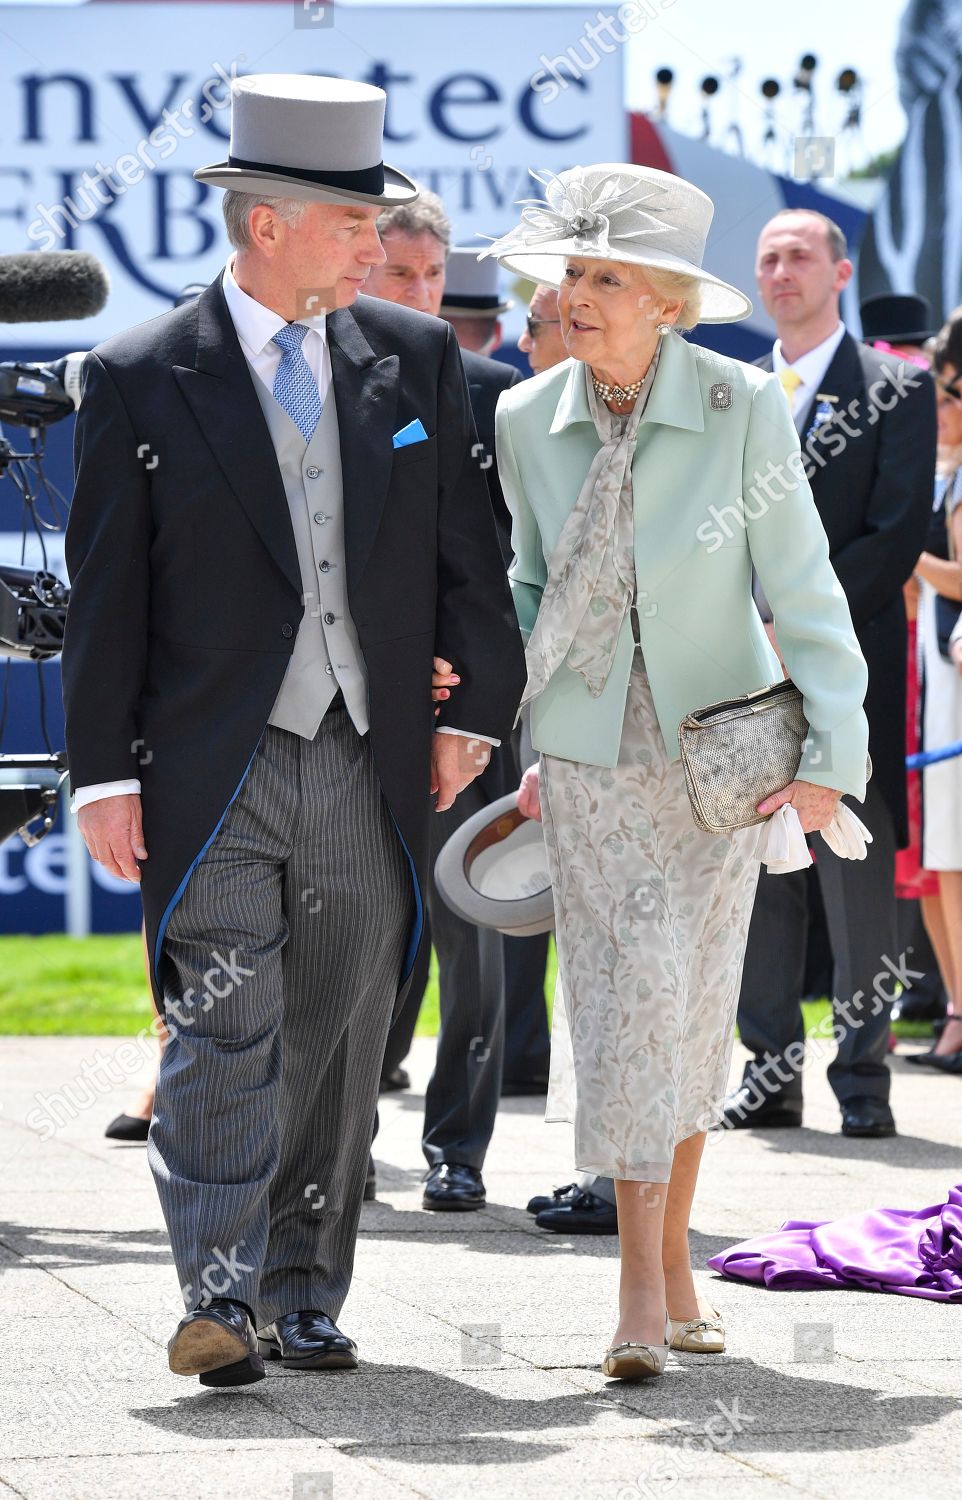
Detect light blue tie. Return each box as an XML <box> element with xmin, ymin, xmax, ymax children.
<box><xmin>272</xmin><ymin>322</ymin><xmax>323</xmax><ymax>442</ymax></box>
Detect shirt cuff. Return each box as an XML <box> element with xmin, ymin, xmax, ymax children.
<box><xmin>435</xmin><ymin>727</ymin><xmax>501</xmax><ymax>748</ymax></box>
<box><xmin>71</xmin><ymin>779</ymin><xmax>142</xmax><ymax>813</ymax></box>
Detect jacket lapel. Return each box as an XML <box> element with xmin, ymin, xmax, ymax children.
<box><xmin>327</xmin><ymin>303</ymin><xmax>399</xmax><ymax>593</ymax></box>
<box><xmin>173</xmin><ymin>279</ymin><xmax>301</xmax><ymax>596</ymax></box>
<box><xmin>797</xmin><ymin>331</ymin><xmax>861</xmax><ymax>438</ymax></box>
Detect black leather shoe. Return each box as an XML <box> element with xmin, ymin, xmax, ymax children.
<box><xmin>917</xmin><ymin>1050</ymin><xmax>962</xmax><ymax>1075</ymax></box>
<box><xmin>379</xmin><ymin>1066</ymin><xmax>410</xmax><ymax>1093</ymax></box>
<box><xmin>168</xmin><ymin>1297</ymin><xmax>265</xmax><ymax>1386</ymax></box>
<box><xmin>258</xmin><ymin>1310</ymin><xmax>358</xmax><ymax>1370</ymax></box>
<box><xmin>104</xmin><ymin>1112</ymin><xmax>150</xmax><ymax>1142</ymax></box>
<box><xmin>526</xmin><ymin>1182</ymin><xmax>578</xmax><ymax>1215</ymax></box>
<box><xmin>535</xmin><ymin>1189</ymin><xmax>617</xmax><ymax>1235</ymax></box>
<box><xmin>840</xmin><ymin>1097</ymin><xmax>896</xmax><ymax>1137</ymax></box>
<box><xmin>721</xmin><ymin>1084</ymin><xmax>803</xmax><ymax>1130</ymax></box>
<box><xmin>422</xmin><ymin>1162</ymin><xmax>485</xmax><ymax>1211</ymax></box>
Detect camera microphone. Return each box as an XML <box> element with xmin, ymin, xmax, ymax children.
<box><xmin>0</xmin><ymin>252</ymin><xmax>110</xmax><ymax>324</ymax></box>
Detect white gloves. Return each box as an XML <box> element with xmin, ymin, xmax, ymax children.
<box><xmin>755</xmin><ymin>801</ymin><xmax>873</xmax><ymax>874</ymax></box>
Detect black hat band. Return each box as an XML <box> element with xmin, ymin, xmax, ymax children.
<box><xmin>227</xmin><ymin>155</ymin><xmax>386</xmax><ymax>196</ymax></box>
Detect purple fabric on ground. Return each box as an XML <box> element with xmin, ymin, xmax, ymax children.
<box><xmin>706</xmin><ymin>1184</ymin><xmax>962</xmax><ymax>1301</ymax></box>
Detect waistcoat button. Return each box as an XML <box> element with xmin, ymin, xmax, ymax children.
<box><xmin>319</xmin><ymin>560</ymin><xmax>330</xmax><ymax>572</ymax></box>
<box><xmin>306</xmin><ymin>466</ymin><xmax>320</xmax><ymax>479</ymax></box>
<box><xmin>324</xmin><ymin>612</ymin><xmax>335</xmax><ymax>625</ymax></box>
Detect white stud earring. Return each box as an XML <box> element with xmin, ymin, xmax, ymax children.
<box><xmin>656</xmin><ymin>322</ymin><xmax>672</xmax><ymax>336</ymax></box>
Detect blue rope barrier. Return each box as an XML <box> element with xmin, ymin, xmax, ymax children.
<box><xmin>907</xmin><ymin>739</ymin><xmax>962</xmax><ymax>770</ymax></box>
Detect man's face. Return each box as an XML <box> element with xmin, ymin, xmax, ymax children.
<box><xmin>755</xmin><ymin>214</ymin><xmax>851</xmax><ymax>330</ymax></box>
<box><xmin>364</xmin><ymin>229</ymin><xmax>446</xmax><ymax>315</ymax></box>
<box><xmin>517</xmin><ymin>284</ymin><xmax>567</xmax><ymax>375</ymax></box>
<box><xmin>266</xmin><ymin>200</ymin><xmax>386</xmax><ymax>315</ymax></box>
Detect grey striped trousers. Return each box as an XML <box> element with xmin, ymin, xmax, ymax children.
<box><xmin>146</xmin><ymin>706</ymin><xmax>413</xmax><ymax>1327</ymax></box>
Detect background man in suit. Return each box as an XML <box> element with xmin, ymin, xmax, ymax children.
<box><xmin>366</xmin><ymin>188</ymin><xmax>531</xmax><ymax>1209</ymax></box>
<box><xmin>62</xmin><ymin>76</ymin><xmax>524</xmax><ymax>1385</ymax></box>
<box><xmin>723</xmin><ymin>207</ymin><xmax>935</xmax><ymax>1139</ymax></box>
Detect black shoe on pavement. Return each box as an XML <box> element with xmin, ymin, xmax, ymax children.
<box><xmin>168</xmin><ymin>1297</ymin><xmax>265</xmax><ymax>1386</ymax></box>
<box><xmin>721</xmin><ymin>1083</ymin><xmax>803</xmax><ymax>1130</ymax></box>
<box><xmin>104</xmin><ymin>1112</ymin><xmax>151</xmax><ymax>1142</ymax></box>
<box><xmin>379</xmin><ymin>1066</ymin><xmax>410</xmax><ymax>1093</ymax></box>
<box><xmin>258</xmin><ymin>1311</ymin><xmax>358</xmax><ymax>1370</ymax></box>
<box><xmin>422</xmin><ymin>1162</ymin><xmax>486</xmax><ymax>1211</ymax></box>
<box><xmin>526</xmin><ymin>1182</ymin><xmax>578</xmax><ymax>1215</ymax></box>
<box><xmin>840</xmin><ymin>1097</ymin><xmax>897</xmax><ymax>1137</ymax></box>
<box><xmin>535</xmin><ymin>1189</ymin><xmax>617</xmax><ymax>1235</ymax></box>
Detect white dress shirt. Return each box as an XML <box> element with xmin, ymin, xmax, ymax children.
<box><xmin>71</xmin><ymin>261</ymin><xmax>495</xmax><ymax>813</ymax></box>
<box><xmin>772</xmin><ymin>320</ymin><xmax>847</xmax><ymax>434</ymax></box>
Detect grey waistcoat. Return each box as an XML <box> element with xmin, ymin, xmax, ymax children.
<box><xmin>250</xmin><ymin>369</ymin><xmax>370</xmax><ymax>738</ymax></box>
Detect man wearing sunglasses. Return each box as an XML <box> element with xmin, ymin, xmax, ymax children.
<box><xmin>517</xmin><ymin>285</ymin><xmax>567</xmax><ymax>376</ymax></box>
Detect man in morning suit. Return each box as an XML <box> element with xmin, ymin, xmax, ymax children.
<box><xmin>61</xmin><ymin>75</ymin><xmax>525</xmax><ymax>1385</ymax></box>
<box><xmin>723</xmin><ymin>208</ymin><xmax>935</xmax><ymax>1138</ymax></box>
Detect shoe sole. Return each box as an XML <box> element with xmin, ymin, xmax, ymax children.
<box><xmin>841</xmin><ymin>1124</ymin><xmax>896</xmax><ymax>1137</ymax></box>
<box><xmin>422</xmin><ymin>1197</ymin><xmax>486</xmax><ymax>1211</ymax></box>
<box><xmin>535</xmin><ymin>1220</ymin><xmax>617</xmax><ymax>1234</ymax></box>
<box><xmin>169</xmin><ymin>1318</ymin><xmax>263</xmax><ymax>1382</ymax></box>
<box><xmin>257</xmin><ymin>1339</ymin><xmax>358</xmax><ymax>1370</ymax></box>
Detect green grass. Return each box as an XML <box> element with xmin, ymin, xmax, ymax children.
<box><xmin>0</xmin><ymin>935</ymin><xmax>931</xmax><ymax>1041</ymax></box>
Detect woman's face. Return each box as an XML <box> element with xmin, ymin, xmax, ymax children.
<box><xmin>936</xmin><ymin>360</ymin><xmax>962</xmax><ymax>448</ymax></box>
<box><xmin>559</xmin><ymin>258</ymin><xmax>676</xmax><ymax>371</ymax></box>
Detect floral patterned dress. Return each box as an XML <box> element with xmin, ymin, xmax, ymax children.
<box><xmin>536</xmin><ymin>409</ymin><xmax>762</xmax><ymax>1184</ymax></box>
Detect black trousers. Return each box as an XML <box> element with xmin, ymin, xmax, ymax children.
<box><xmin>736</xmin><ymin>779</ymin><xmax>898</xmax><ymax>1107</ymax></box>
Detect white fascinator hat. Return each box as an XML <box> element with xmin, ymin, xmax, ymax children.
<box><xmin>478</xmin><ymin>163</ymin><xmax>752</xmax><ymax>324</ymax></box>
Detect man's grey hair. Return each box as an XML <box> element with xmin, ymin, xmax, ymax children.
<box><xmin>222</xmin><ymin>190</ymin><xmax>309</xmax><ymax>250</ymax></box>
<box><xmin>376</xmin><ymin>186</ymin><xmax>451</xmax><ymax>253</ymax></box>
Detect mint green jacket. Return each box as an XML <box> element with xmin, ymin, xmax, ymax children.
<box><xmin>495</xmin><ymin>330</ymin><xmax>870</xmax><ymax>800</ymax></box>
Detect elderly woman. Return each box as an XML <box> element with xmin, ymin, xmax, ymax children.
<box><xmin>482</xmin><ymin>165</ymin><xmax>870</xmax><ymax>1380</ymax></box>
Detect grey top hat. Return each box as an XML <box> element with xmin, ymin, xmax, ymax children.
<box><xmin>434</xmin><ymin>792</ymin><xmax>555</xmax><ymax>937</ymax></box>
<box><xmin>194</xmin><ymin>73</ymin><xmax>419</xmax><ymax>207</ymax></box>
<box><xmin>479</xmin><ymin>164</ymin><xmax>751</xmax><ymax>324</ymax></box>
<box><xmin>440</xmin><ymin>245</ymin><xmax>513</xmax><ymax>318</ymax></box>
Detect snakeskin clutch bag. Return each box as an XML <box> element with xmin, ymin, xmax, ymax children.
<box><xmin>677</xmin><ymin>680</ymin><xmax>808</xmax><ymax>834</ymax></box>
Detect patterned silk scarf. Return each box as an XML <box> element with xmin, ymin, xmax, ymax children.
<box><xmin>520</xmin><ymin>339</ymin><xmax>663</xmax><ymax>708</ymax></box>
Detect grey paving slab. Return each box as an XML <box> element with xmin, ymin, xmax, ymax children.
<box><xmin>1</xmin><ymin>1034</ymin><xmax>959</xmax><ymax>1500</ymax></box>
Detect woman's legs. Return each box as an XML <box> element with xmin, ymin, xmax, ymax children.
<box><xmin>661</xmin><ymin>1132</ymin><xmax>717</xmax><ymax>1320</ymax></box>
<box><xmin>924</xmin><ymin>876</ymin><xmax>962</xmax><ymax>1055</ymax></box>
<box><xmin>612</xmin><ymin>1179</ymin><xmax>667</xmax><ymax>1348</ymax></box>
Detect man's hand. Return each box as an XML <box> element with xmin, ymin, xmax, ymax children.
<box><xmin>430</xmin><ymin>733</ymin><xmax>491</xmax><ymax>811</ymax></box>
<box><xmin>77</xmin><ymin>794</ymin><xmax>148</xmax><ymax>881</ymax></box>
<box><xmin>757</xmin><ymin>779</ymin><xmax>841</xmax><ymax>835</ymax></box>
<box><xmin>432</xmin><ymin>655</ymin><xmax>460</xmax><ymax>717</ymax></box>
<box><xmin>517</xmin><ymin>761</ymin><xmax>542</xmax><ymax>822</ymax></box>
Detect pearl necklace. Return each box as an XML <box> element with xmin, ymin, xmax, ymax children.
<box><xmin>591</xmin><ymin>373</ymin><xmax>644</xmax><ymax>405</ymax></box>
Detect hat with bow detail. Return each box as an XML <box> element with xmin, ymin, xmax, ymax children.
<box><xmin>478</xmin><ymin>163</ymin><xmax>751</xmax><ymax>324</ymax></box>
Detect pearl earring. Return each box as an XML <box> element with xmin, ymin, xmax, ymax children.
<box><xmin>656</xmin><ymin>322</ymin><xmax>672</xmax><ymax>336</ymax></box>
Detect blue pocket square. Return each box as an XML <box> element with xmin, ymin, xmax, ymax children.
<box><xmin>392</xmin><ymin>418</ymin><xmax>428</xmax><ymax>449</ymax></box>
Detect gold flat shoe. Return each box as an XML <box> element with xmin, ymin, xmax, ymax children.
<box><xmin>668</xmin><ymin>1310</ymin><xmax>725</xmax><ymax>1354</ymax></box>
<box><xmin>602</xmin><ymin>1315</ymin><xmax>671</xmax><ymax>1380</ymax></box>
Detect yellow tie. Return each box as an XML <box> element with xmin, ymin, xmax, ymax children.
<box><xmin>778</xmin><ymin>368</ymin><xmax>803</xmax><ymax>404</ymax></box>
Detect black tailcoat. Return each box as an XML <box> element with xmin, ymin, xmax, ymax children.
<box><xmin>61</xmin><ymin>280</ymin><xmax>525</xmax><ymax>1015</ymax></box>
<box><xmin>756</xmin><ymin>333</ymin><xmax>935</xmax><ymax>845</ymax></box>
<box><xmin>460</xmin><ymin>348</ymin><xmax>521</xmax><ymax>565</ymax></box>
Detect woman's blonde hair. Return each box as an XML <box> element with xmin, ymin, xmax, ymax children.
<box><xmin>635</xmin><ymin>264</ymin><xmax>703</xmax><ymax>331</ymax></box>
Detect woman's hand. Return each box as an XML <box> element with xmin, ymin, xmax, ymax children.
<box><xmin>432</xmin><ymin>656</ymin><xmax>460</xmax><ymax>717</ymax></box>
<box><xmin>757</xmin><ymin>779</ymin><xmax>841</xmax><ymax>834</ymax></box>
<box><xmin>517</xmin><ymin>761</ymin><xmax>542</xmax><ymax>822</ymax></box>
